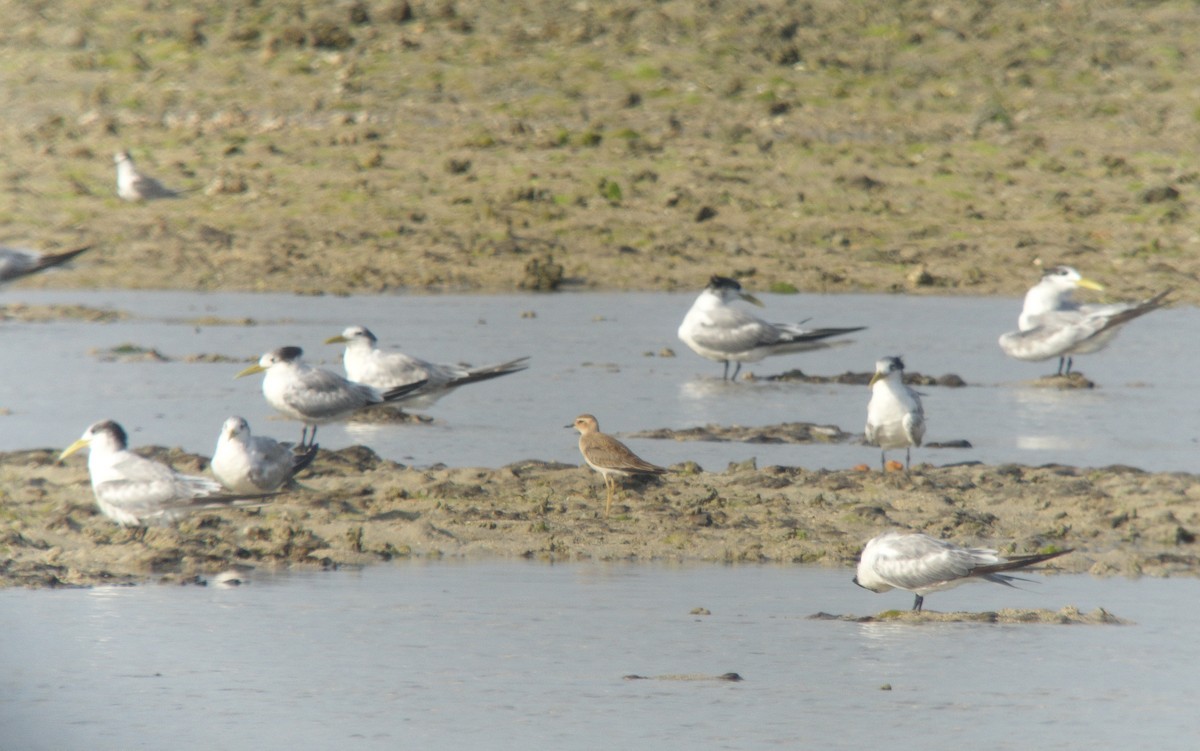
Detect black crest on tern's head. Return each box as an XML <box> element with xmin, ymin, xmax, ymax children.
<box><xmin>91</xmin><ymin>420</ymin><xmax>129</xmax><ymax>449</ymax></box>
<box><xmin>348</xmin><ymin>326</ymin><xmax>377</xmax><ymax>343</ymax></box>
<box><xmin>1042</xmin><ymin>265</ymin><xmax>1082</xmax><ymax>281</ymax></box>
<box><xmin>707</xmin><ymin>275</ymin><xmax>743</xmax><ymax>292</ymax></box>
<box><xmin>878</xmin><ymin>355</ymin><xmax>905</xmax><ymax>374</ymax></box>
<box><xmin>275</xmin><ymin>346</ymin><xmax>304</xmax><ymax>362</ymax></box>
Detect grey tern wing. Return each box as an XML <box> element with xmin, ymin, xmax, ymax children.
<box><xmin>0</xmin><ymin>245</ymin><xmax>91</xmax><ymax>282</ymax></box>
<box><xmin>445</xmin><ymin>356</ymin><xmax>530</xmax><ymax>388</ymax></box>
<box><xmin>770</xmin><ymin>324</ymin><xmax>867</xmax><ymax>345</ymax></box>
<box><xmin>283</xmin><ymin>367</ymin><xmax>380</xmax><ymax>418</ymax></box>
<box><xmin>869</xmin><ymin>535</ymin><xmax>984</xmax><ymax>591</ymax></box>
<box><xmin>687</xmin><ymin>306</ymin><xmax>785</xmax><ymax>355</ymax></box>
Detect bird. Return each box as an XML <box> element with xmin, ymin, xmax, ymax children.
<box><xmin>677</xmin><ymin>275</ymin><xmax>865</xmax><ymax>380</ymax></box>
<box><xmin>998</xmin><ymin>266</ymin><xmax>1171</xmax><ymax>376</ymax></box>
<box><xmin>235</xmin><ymin>346</ymin><xmax>427</xmax><ymax>448</ymax></box>
<box><xmin>0</xmin><ymin>245</ymin><xmax>91</xmax><ymax>285</ymax></box>
<box><xmin>114</xmin><ymin>150</ymin><xmax>181</xmax><ymax>202</ymax></box>
<box><xmin>211</xmin><ymin>416</ymin><xmax>319</xmax><ymax>494</ymax></box>
<box><xmin>865</xmin><ymin>356</ymin><xmax>925</xmax><ymax>471</ymax></box>
<box><xmin>58</xmin><ymin>420</ymin><xmax>274</xmax><ymax>527</ymax></box>
<box><xmin>853</xmin><ymin>531</ymin><xmax>1072</xmax><ymax>612</ymax></box>
<box><xmin>324</xmin><ymin>325</ymin><xmax>529</xmax><ymax>409</ymax></box>
<box><xmin>569</xmin><ymin>414</ymin><xmax>667</xmax><ymax>517</ymax></box>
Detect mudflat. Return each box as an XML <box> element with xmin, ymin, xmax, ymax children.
<box><xmin>1</xmin><ymin>2</ymin><xmax>1197</xmax><ymax>589</ymax></box>
<box><xmin>0</xmin><ymin>1</ymin><xmax>1194</xmax><ymax>301</ymax></box>
<box><xmin>3</xmin><ymin>444</ymin><xmax>1193</xmax><ymax>588</ymax></box>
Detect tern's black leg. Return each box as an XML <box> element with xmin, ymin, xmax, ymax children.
<box><xmin>1055</xmin><ymin>357</ymin><xmax>1066</xmax><ymax>376</ymax></box>
<box><xmin>905</xmin><ymin>446</ymin><xmax>911</xmax><ymax>472</ymax></box>
<box><xmin>731</xmin><ymin>361</ymin><xmax>742</xmax><ymax>381</ymax></box>
<box><xmin>722</xmin><ymin>360</ymin><xmax>731</xmax><ymax>380</ymax></box>
<box><xmin>912</xmin><ymin>594</ymin><xmax>924</xmax><ymax>612</ymax></box>
<box><xmin>880</xmin><ymin>450</ymin><xmax>886</xmax><ymax>472</ymax></box>
<box><xmin>1064</xmin><ymin>356</ymin><xmax>1074</xmax><ymax>375</ymax></box>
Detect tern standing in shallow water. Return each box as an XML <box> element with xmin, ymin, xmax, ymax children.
<box><xmin>325</xmin><ymin>325</ymin><xmax>529</xmax><ymax>409</ymax></box>
<box><xmin>59</xmin><ymin>420</ymin><xmax>272</xmax><ymax>526</ymax></box>
<box><xmin>0</xmin><ymin>245</ymin><xmax>90</xmax><ymax>285</ymax></box>
<box><xmin>212</xmin><ymin>416</ymin><xmax>319</xmax><ymax>494</ymax></box>
<box><xmin>865</xmin><ymin>356</ymin><xmax>925</xmax><ymax>471</ymax></box>
<box><xmin>114</xmin><ymin>150</ymin><xmax>181</xmax><ymax>202</ymax></box>
<box><xmin>677</xmin><ymin>275</ymin><xmax>865</xmax><ymax>380</ymax></box>
<box><xmin>853</xmin><ymin>531</ymin><xmax>1072</xmax><ymax>612</ymax></box>
<box><xmin>570</xmin><ymin>414</ymin><xmax>667</xmax><ymax>517</ymax></box>
<box><xmin>235</xmin><ymin>346</ymin><xmax>427</xmax><ymax>448</ymax></box>
<box><xmin>998</xmin><ymin>265</ymin><xmax>1170</xmax><ymax>376</ymax></box>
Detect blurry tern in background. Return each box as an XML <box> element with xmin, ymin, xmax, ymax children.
<box><xmin>114</xmin><ymin>150</ymin><xmax>181</xmax><ymax>202</ymax></box>
<box><xmin>325</xmin><ymin>325</ymin><xmax>529</xmax><ymax>409</ymax></box>
<box><xmin>0</xmin><ymin>245</ymin><xmax>90</xmax><ymax>284</ymax></box>
<box><xmin>678</xmin><ymin>275</ymin><xmax>865</xmax><ymax>380</ymax></box>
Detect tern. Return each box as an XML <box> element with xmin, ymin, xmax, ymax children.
<box><xmin>212</xmin><ymin>416</ymin><xmax>319</xmax><ymax>494</ymax></box>
<box><xmin>865</xmin><ymin>356</ymin><xmax>925</xmax><ymax>471</ymax></box>
<box><xmin>0</xmin><ymin>245</ymin><xmax>91</xmax><ymax>285</ymax></box>
<box><xmin>114</xmin><ymin>150</ymin><xmax>181</xmax><ymax>202</ymax></box>
<box><xmin>678</xmin><ymin>275</ymin><xmax>864</xmax><ymax>380</ymax></box>
<box><xmin>998</xmin><ymin>266</ymin><xmax>1171</xmax><ymax>376</ymax></box>
<box><xmin>235</xmin><ymin>346</ymin><xmax>427</xmax><ymax>447</ymax></box>
<box><xmin>59</xmin><ymin>420</ymin><xmax>273</xmax><ymax>527</ymax></box>
<box><xmin>569</xmin><ymin>414</ymin><xmax>667</xmax><ymax>517</ymax></box>
<box><xmin>324</xmin><ymin>325</ymin><xmax>529</xmax><ymax>409</ymax></box>
<box><xmin>853</xmin><ymin>531</ymin><xmax>1072</xmax><ymax>612</ymax></box>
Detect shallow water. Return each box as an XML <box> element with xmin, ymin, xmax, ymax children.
<box><xmin>1</xmin><ymin>289</ymin><xmax>1194</xmax><ymax>472</ymax></box>
<box><xmin>2</xmin><ymin>562</ymin><xmax>1197</xmax><ymax>750</ymax></box>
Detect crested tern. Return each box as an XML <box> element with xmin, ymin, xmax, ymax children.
<box><xmin>998</xmin><ymin>265</ymin><xmax>1171</xmax><ymax>375</ymax></box>
<box><xmin>114</xmin><ymin>150</ymin><xmax>181</xmax><ymax>202</ymax></box>
<box><xmin>865</xmin><ymin>356</ymin><xmax>925</xmax><ymax>471</ymax></box>
<box><xmin>235</xmin><ymin>346</ymin><xmax>427</xmax><ymax>447</ymax></box>
<box><xmin>0</xmin><ymin>245</ymin><xmax>91</xmax><ymax>284</ymax></box>
<box><xmin>212</xmin><ymin>416</ymin><xmax>319</xmax><ymax>493</ymax></box>
<box><xmin>324</xmin><ymin>325</ymin><xmax>529</xmax><ymax>409</ymax></box>
<box><xmin>569</xmin><ymin>413</ymin><xmax>667</xmax><ymax>517</ymax></box>
<box><xmin>853</xmin><ymin>530</ymin><xmax>1072</xmax><ymax>612</ymax></box>
<box><xmin>678</xmin><ymin>275</ymin><xmax>865</xmax><ymax>380</ymax></box>
<box><xmin>59</xmin><ymin>420</ymin><xmax>272</xmax><ymax>527</ymax></box>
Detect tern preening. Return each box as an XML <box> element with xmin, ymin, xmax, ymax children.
<box><xmin>853</xmin><ymin>531</ymin><xmax>1072</xmax><ymax>612</ymax></box>
<box><xmin>678</xmin><ymin>275</ymin><xmax>864</xmax><ymax>380</ymax></box>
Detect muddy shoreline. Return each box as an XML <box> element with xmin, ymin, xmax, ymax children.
<box><xmin>3</xmin><ymin>2</ymin><xmax>1200</xmax><ymax>592</ymax></box>
<box><xmin>5</xmin><ymin>442</ymin><xmax>1198</xmax><ymax>589</ymax></box>
<box><xmin>1</xmin><ymin>1</ymin><xmax>1197</xmax><ymax>303</ymax></box>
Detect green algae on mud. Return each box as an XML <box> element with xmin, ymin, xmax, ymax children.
<box><xmin>3</xmin><ymin>444</ymin><xmax>1200</xmax><ymax>588</ymax></box>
